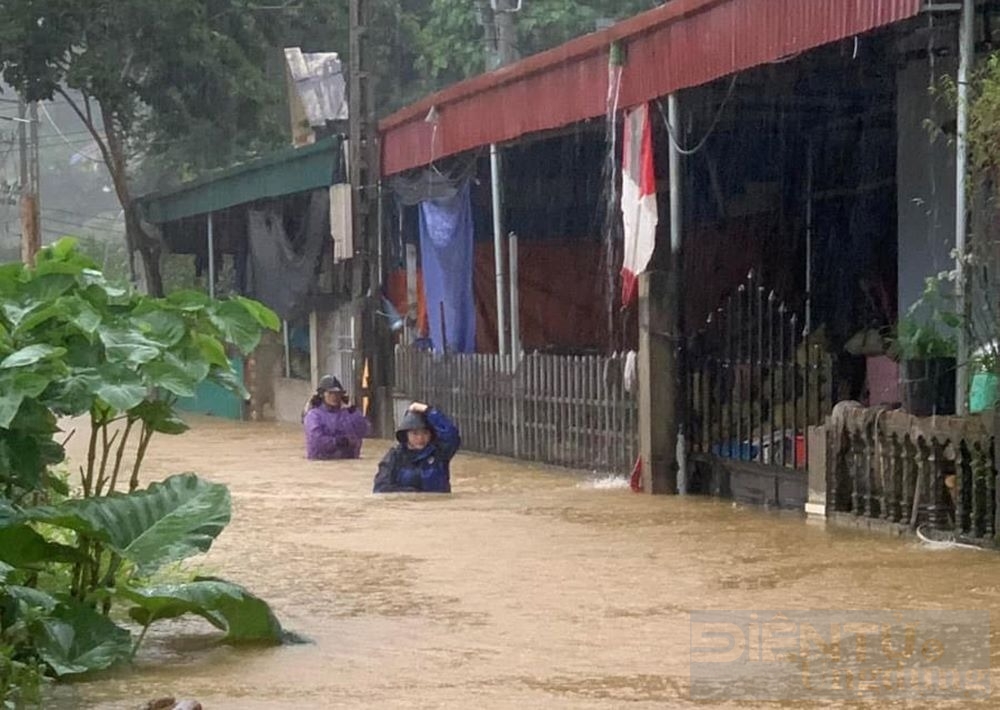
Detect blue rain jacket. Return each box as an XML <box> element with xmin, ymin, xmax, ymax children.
<box><xmin>372</xmin><ymin>408</ymin><xmax>460</xmax><ymax>493</ymax></box>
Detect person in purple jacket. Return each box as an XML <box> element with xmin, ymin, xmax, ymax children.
<box><xmin>303</xmin><ymin>375</ymin><xmax>371</xmax><ymax>460</ymax></box>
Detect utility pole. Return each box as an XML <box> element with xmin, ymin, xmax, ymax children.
<box><xmin>348</xmin><ymin>0</ymin><xmax>391</xmax><ymax>434</ymax></box>
<box><xmin>493</xmin><ymin>0</ymin><xmax>520</xmax><ymax>67</ymax></box>
<box><xmin>18</xmin><ymin>98</ymin><xmax>40</xmax><ymax>267</ymax></box>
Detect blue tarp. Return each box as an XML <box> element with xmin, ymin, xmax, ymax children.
<box><xmin>418</xmin><ymin>181</ymin><xmax>476</xmax><ymax>353</ymax></box>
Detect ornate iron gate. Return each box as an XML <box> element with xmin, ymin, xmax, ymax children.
<box><xmin>686</xmin><ymin>270</ymin><xmax>834</xmax><ymax>505</ymax></box>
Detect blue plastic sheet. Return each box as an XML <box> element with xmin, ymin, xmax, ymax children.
<box><xmin>418</xmin><ymin>181</ymin><xmax>476</xmax><ymax>353</ymax></box>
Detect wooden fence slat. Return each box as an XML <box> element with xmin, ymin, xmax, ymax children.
<box><xmin>394</xmin><ymin>348</ymin><xmax>640</xmax><ymax>475</ymax></box>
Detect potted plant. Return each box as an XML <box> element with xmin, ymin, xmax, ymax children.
<box><xmin>890</xmin><ymin>313</ymin><xmax>958</xmax><ymax>416</ymax></box>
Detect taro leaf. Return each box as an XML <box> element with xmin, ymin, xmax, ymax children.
<box><xmin>192</xmin><ymin>333</ymin><xmax>228</xmax><ymax>368</ymax></box>
<box><xmin>27</xmin><ymin>473</ymin><xmax>231</xmax><ymax>576</ymax></box>
<box><xmin>0</xmin><ymin>427</ymin><xmax>63</xmax><ymax>494</ymax></box>
<box><xmin>168</xmin><ymin>350</ymin><xmax>210</xmax><ymax>385</ymax></box>
<box><xmin>8</xmin><ymin>398</ymin><xmax>59</xmax><ymax>435</ymax></box>
<box><xmin>134</xmin><ymin>310</ymin><xmax>186</xmax><ymax>347</ymax></box>
<box><xmin>23</xmin><ymin>272</ymin><xmax>77</xmax><ymax>302</ymax></box>
<box><xmin>123</xmin><ymin>577</ymin><xmax>283</xmax><ymax>643</ymax></box>
<box><xmin>1</xmin><ymin>344</ymin><xmax>67</xmax><ymax>369</ymax></box>
<box><xmin>0</xmin><ymin>371</ymin><xmax>54</xmax><ymax>428</ymax></box>
<box><xmin>0</xmin><ymin>526</ymin><xmax>88</xmax><ymax>567</ymax></box>
<box><xmin>0</xmin><ymin>560</ymin><xmax>13</xmax><ymax>582</ymax></box>
<box><xmin>96</xmin><ymin>382</ymin><xmax>148</xmax><ymax>412</ymax></box>
<box><xmin>32</xmin><ymin>600</ymin><xmax>132</xmax><ymax>676</ymax></box>
<box><xmin>2</xmin><ymin>301</ymin><xmax>46</xmax><ymax>330</ymax></box>
<box><xmin>42</xmin><ymin>469</ymin><xmax>70</xmax><ymax>497</ymax></box>
<box><xmin>94</xmin><ymin>364</ymin><xmax>147</xmax><ymax>412</ymax></box>
<box><xmin>210</xmin><ymin>300</ymin><xmax>264</xmax><ymax>354</ymax></box>
<box><xmin>208</xmin><ymin>366</ymin><xmax>249</xmax><ymax>401</ymax></box>
<box><xmin>46</xmin><ymin>237</ymin><xmax>82</xmax><ymax>262</ymax></box>
<box><xmin>6</xmin><ymin>584</ymin><xmax>58</xmax><ymax>612</ymax></box>
<box><xmin>0</xmin><ymin>263</ymin><xmax>24</xmax><ymax>297</ymax></box>
<box><xmin>79</xmin><ymin>268</ymin><xmax>122</xmax><ymax>294</ymax></box>
<box><xmin>0</xmin><ymin>498</ymin><xmax>19</xmax><ymax>527</ymax></box>
<box><xmin>98</xmin><ymin>326</ymin><xmax>162</xmax><ymax>366</ymax></box>
<box><xmin>59</xmin><ymin>333</ymin><xmax>103</xmax><ymax>369</ymax></box>
<box><xmin>167</xmin><ymin>290</ymin><xmax>211</xmax><ymax>311</ymax></box>
<box><xmin>140</xmin><ymin>359</ymin><xmax>200</xmax><ymax>398</ymax></box>
<box><xmin>61</xmin><ymin>297</ymin><xmax>102</xmax><ymax>336</ymax></box>
<box><xmin>130</xmin><ymin>400</ymin><xmax>189</xmax><ymax>435</ymax></box>
<box><xmin>234</xmin><ymin>296</ymin><xmax>280</xmax><ymax>331</ymax></box>
<box><xmin>17</xmin><ymin>304</ymin><xmax>64</xmax><ymax>334</ymax></box>
<box><xmin>46</xmin><ymin>369</ymin><xmax>103</xmax><ymax>416</ymax></box>
<box><xmin>32</xmin><ymin>260</ymin><xmax>84</xmax><ymax>278</ymax></box>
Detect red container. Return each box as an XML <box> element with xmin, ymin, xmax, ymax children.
<box><xmin>795</xmin><ymin>434</ymin><xmax>806</xmax><ymax>468</ymax></box>
<box><xmin>866</xmin><ymin>355</ymin><xmax>900</xmax><ymax>406</ymax></box>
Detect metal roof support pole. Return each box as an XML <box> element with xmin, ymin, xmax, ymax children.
<box><xmin>955</xmin><ymin>0</ymin><xmax>973</xmax><ymax>414</ymax></box>
<box><xmin>509</xmin><ymin>229</ymin><xmax>521</xmax><ymax>456</ymax></box>
<box><xmin>309</xmin><ymin>310</ymin><xmax>320</xmax><ymax>390</ymax></box>
<box><xmin>491</xmin><ymin>143</ymin><xmax>509</xmax><ymax>356</ymax></box>
<box><xmin>207</xmin><ymin>211</ymin><xmax>215</xmax><ymax>300</ymax></box>
<box><xmin>667</xmin><ymin>92</ymin><xmax>686</xmax><ymax>494</ymax></box>
<box><xmin>509</xmin><ymin>230</ymin><xmax>521</xmax><ymax>359</ymax></box>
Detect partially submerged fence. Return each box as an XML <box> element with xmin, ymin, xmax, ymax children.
<box><xmin>830</xmin><ymin>407</ymin><xmax>998</xmax><ymax>546</ymax></box>
<box><xmin>394</xmin><ymin>348</ymin><xmax>638</xmax><ymax>473</ymax></box>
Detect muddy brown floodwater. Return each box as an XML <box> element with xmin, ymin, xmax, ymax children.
<box><xmin>46</xmin><ymin>416</ymin><xmax>1000</xmax><ymax>709</ymax></box>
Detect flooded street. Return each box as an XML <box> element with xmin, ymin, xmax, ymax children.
<box><xmin>50</xmin><ymin>416</ymin><xmax>999</xmax><ymax>709</ymax></box>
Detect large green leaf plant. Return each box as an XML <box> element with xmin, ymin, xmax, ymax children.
<box><xmin>0</xmin><ymin>240</ymin><xmax>285</xmax><ymax>703</ymax></box>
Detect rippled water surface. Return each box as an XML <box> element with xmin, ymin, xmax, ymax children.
<box><xmin>48</xmin><ymin>416</ymin><xmax>999</xmax><ymax>708</ymax></box>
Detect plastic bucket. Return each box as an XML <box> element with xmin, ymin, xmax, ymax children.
<box><xmin>970</xmin><ymin>372</ymin><xmax>999</xmax><ymax>414</ymax></box>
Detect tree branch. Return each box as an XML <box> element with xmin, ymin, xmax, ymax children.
<box><xmin>55</xmin><ymin>87</ymin><xmax>115</xmax><ymax>178</ymax></box>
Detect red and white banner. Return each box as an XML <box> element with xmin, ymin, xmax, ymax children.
<box><xmin>620</xmin><ymin>103</ymin><xmax>658</xmax><ymax>307</ymax></box>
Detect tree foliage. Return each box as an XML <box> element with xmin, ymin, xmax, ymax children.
<box><xmin>412</xmin><ymin>0</ymin><xmax>658</xmax><ymax>90</ymax></box>
<box><xmin>0</xmin><ymin>0</ymin><xmax>291</xmax><ymax>293</ymax></box>
<box><xmin>0</xmin><ymin>0</ymin><xmax>658</xmax><ymax>293</ymax></box>
<box><xmin>0</xmin><ymin>240</ymin><xmax>284</xmax><ymax>704</ymax></box>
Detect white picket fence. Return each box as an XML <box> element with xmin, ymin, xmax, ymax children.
<box><xmin>394</xmin><ymin>347</ymin><xmax>639</xmax><ymax>474</ymax></box>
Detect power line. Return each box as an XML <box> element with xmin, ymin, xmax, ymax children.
<box><xmin>39</xmin><ymin>104</ymin><xmax>103</xmax><ymax>163</ymax></box>
<box><xmin>37</xmin><ymin>130</ymin><xmax>98</xmax><ymax>142</ymax></box>
<box><xmin>42</xmin><ymin>215</ymin><xmax>124</xmax><ymax>236</ymax></box>
<box><xmin>45</xmin><ymin>206</ymin><xmax>122</xmax><ymax>223</ymax></box>
<box><xmin>43</xmin><ymin>213</ymin><xmax>122</xmax><ymax>230</ymax></box>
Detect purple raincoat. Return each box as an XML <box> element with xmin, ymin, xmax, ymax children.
<box><xmin>304</xmin><ymin>405</ymin><xmax>371</xmax><ymax>460</ymax></box>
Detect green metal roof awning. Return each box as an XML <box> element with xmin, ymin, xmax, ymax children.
<box><xmin>139</xmin><ymin>135</ymin><xmax>345</xmax><ymax>224</ymax></box>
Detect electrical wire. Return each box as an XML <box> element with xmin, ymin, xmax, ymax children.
<box><xmin>45</xmin><ymin>206</ymin><xmax>123</xmax><ymax>223</ymax></box>
<box><xmin>42</xmin><ymin>215</ymin><xmax>124</xmax><ymax>236</ymax></box>
<box><xmin>39</xmin><ymin>103</ymin><xmax>104</xmax><ymax>163</ymax></box>
<box><xmin>655</xmin><ymin>73</ymin><xmax>738</xmax><ymax>156</ymax></box>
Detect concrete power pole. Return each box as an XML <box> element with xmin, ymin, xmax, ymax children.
<box><xmin>348</xmin><ymin>0</ymin><xmax>392</xmax><ymax>435</ymax></box>
<box><xmin>18</xmin><ymin>99</ymin><xmax>40</xmax><ymax>267</ymax></box>
<box><xmin>493</xmin><ymin>0</ymin><xmax>520</xmax><ymax>67</ymax></box>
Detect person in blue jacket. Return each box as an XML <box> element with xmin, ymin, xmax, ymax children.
<box><xmin>372</xmin><ymin>401</ymin><xmax>460</xmax><ymax>493</ymax></box>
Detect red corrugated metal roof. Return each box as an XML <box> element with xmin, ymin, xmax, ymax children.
<box><xmin>380</xmin><ymin>0</ymin><xmax>921</xmax><ymax>176</ymax></box>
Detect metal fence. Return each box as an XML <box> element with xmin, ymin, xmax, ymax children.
<box><xmin>394</xmin><ymin>347</ymin><xmax>638</xmax><ymax>473</ymax></box>
<box><xmin>686</xmin><ymin>269</ymin><xmax>834</xmax><ymax>471</ymax></box>
<box><xmin>830</xmin><ymin>407</ymin><xmax>998</xmax><ymax>547</ymax></box>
